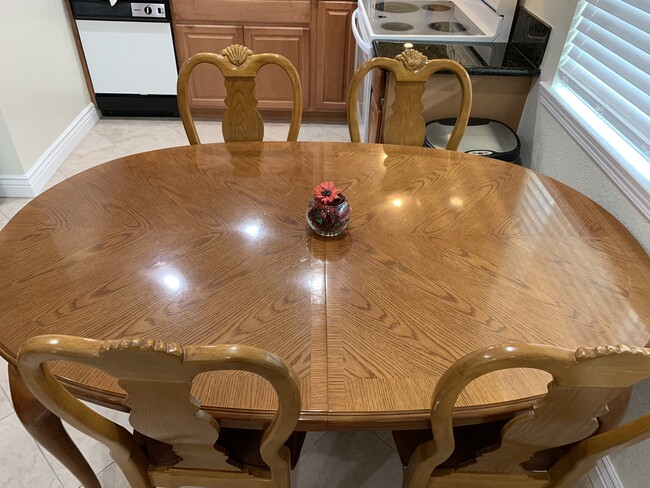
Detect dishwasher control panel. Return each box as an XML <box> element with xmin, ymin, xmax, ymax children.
<box><xmin>131</xmin><ymin>3</ymin><xmax>166</xmax><ymax>18</ymax></box>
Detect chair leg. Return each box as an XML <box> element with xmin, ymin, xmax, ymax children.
<box><xmin>402</xmin><ymin>464</ymin><xmax>410</xmax><ymax>488</ymax></box>
<box><xmin>8</xmin><ymin>364</ymin><xmax>101</xmax><ymax>488</ymax></box>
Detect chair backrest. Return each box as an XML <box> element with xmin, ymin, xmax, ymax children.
<box><xmin>347</xmin><ymin>49</ymin><xmax>472</xmax><ymax>149</ymax></box>
<box><xmin>404</xmin><ymin>343</ymin><xmax>650</xmax><ymax>488</ymax></box>
<box><xmin>17</xmin><ymin>335</ymin><xmax>301</xmax><ymax>488</ymax></box>
<box><xmin>177</xmin><ymin>44</ymin><xmax>303</xmax><ymax>144</ymax></box>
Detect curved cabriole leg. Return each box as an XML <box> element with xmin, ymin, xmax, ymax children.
<box><xmin>8</xmin><ymin>364</ymin><xmax>101</xmax><ymax>488</ymax></box>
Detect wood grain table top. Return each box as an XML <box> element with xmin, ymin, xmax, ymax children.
<box><xmin>1</xmin><ymin>142</ymin><xmax>648</xmax><ymax>430</ymax></box>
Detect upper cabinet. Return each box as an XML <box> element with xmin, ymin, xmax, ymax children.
<box><xmin>172</xmin><ymin>0</ymin><xmax>355</xmax><ymax>116</ymax></box>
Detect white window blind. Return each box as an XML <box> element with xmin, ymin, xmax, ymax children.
<box><xmin>557</xmin><ymin>0</ymin><xmax>650</xmax><ymax>158</ymax></box>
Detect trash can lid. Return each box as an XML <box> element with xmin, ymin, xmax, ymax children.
<box><xmin>425</xmin><ymin>118</ymin><xmax>520</xmax><ymax>160</ymax></box>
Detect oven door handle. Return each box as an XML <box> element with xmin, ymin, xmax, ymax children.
<box><xmin>351</xmin><ymin>9</ymin><xmax>373</xmax><ymax>55</ymax></box>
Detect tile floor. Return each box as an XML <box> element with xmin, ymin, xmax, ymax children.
<box><xmin>0</xmin><ymin>118</ymin><xmax>594</xmax><ymax>487</ymax></box>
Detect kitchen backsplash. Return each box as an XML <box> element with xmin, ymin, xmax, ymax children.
<box><xmin>509</xmin><ymin>6</ymin><xmax>552</xmax><ymax>69</ymax></box>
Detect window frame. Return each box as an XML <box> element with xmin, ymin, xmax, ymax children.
<box><xmin>540</xmin><ymin>0</ymin><xmax>649</xmax><ymax>220</ymax></box>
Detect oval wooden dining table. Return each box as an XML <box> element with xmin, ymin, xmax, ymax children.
<box><xmin>1</xmin><ymin>141</ymin><xmax>649</xmax><ymax>485</ymax></box>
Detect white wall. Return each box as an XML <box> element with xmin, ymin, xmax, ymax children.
<box><xmin>518</xmin><ymin>1</ymin><xmax>650</xmax><ymax>486</ymax></box>
<box><xmin>0</xmin><ymin>0</ymin><xmax>90</xmax><ymax>175</ymax></box>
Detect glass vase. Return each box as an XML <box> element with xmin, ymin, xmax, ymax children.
<box><xmin>306</xmin><ymin>194</ymin><xmax>350</xmax><ymax>237</ymax></box>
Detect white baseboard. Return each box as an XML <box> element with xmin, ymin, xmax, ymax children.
<box><xmin>589</xmin><ymin>456</ymin><xmax>624</xmax><ymax>488</ymax></box>
<box><xmin>0</xmin><ymin>103</ymin><xmax>100</xmax><ymax>198</ymax></box>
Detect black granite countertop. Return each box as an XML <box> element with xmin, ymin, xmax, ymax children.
<box><xmin>373</xmin><ymin>41</ymin><xmax>541</xmax><ymax>76</ymax></box>
<box><xmin>372</xmin><ymin>8</ymin><xmax>550</xmax><ymax>77</ymax></box>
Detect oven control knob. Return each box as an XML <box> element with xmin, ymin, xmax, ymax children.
<box><xmin>144</xmin><ymin>5</ymin><xmax>152</xmax><ymax>15</ymax></box>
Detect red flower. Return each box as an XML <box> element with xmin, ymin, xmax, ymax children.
<box><xmin>314</xmin><ymin>181</ymin><xmax>341</xmax><ymax>205</ymax></box>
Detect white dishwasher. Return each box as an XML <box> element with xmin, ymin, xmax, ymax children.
<box><xmin>71</xmin><ymin>0</ymin><xmax>178</xmax><ymax>116</ymax></box>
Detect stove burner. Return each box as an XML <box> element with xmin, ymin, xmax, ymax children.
<box><xmin>429</xmin><ymin>21</ymin><xmax>468</xmax><ymax>33</ymax></box>
<box><xmin>381</xmin><ymin>22</ymin><xmax>415</xmax><ymax>31</ymax></box>
<box><xmin>421</xmin><ymin>2</ymin><xmax>453</xmax><ymax>11</ymax></box>
<box><xmin>375</xmin><ymin>2</ymin><xmax>419</xmax><ymax>13</ymax></box>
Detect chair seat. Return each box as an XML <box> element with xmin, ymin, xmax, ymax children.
<box><xmin>393</xmin><ymin>419</ymin><xmax>581</xmax><ymax>472</ymax></box>
<box><xmin>393</xmin><ymin>419</ymin><xmax>509</xmax><ymax>469</ymax></box>
<box><xmin>426</xmin><ymin>472</ymin><xmax>550</xmax><ymax>487</ymax></box>
<box><xmin>134</xmin><ymin>427</ymin><xmax>306</xmax><ymax>471</ymax></box>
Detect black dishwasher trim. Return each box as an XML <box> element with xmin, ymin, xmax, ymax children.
<box><xmin>95</xmin><ymin>94</ymin><xmax>179</xmax><ymax>117</ymax></box>
<box><xmin>70</xmin><ymin>0</ymin><xmax>171</xmax><ymax>22</ymax></box>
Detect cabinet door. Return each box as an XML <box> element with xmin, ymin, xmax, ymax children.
<box><xmin>244</xmin><ymin>27</ymin><xmax>309</xmax><ymax>110</ymax></box>
<box><xmin>174</xmin><ymin>24</ymin><xmax>243</xmax><ymax>109</ymax></box>
<box><xmin>315</xmin><ymin>2</ymin><xmax>356</xmax><ymax>111</ymax></box>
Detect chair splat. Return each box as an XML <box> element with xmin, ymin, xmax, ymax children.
<box><xmin>178</xmin><ymin>44</ymin><xmax>302</xmax><ymax>144</ymax></box>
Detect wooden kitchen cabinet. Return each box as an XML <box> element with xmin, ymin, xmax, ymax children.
<box><xmin>368</xmin><ymin>70</ymin><xmax>386</xmax><ymax>143</ymax></box>
<box><xmin>244</xmin><ymin>27</ymin><xmax>310</xmax><ymax>110</ymax></box>
<box><xmin>175</xmin><ymin>24</ymin><xmax>308</xmax><ymax>111</ymax></box>
<box><xmin>173</xmin><ymin>0</ymin><xmax>311</xmax><ymax>26</ymax></box>
<box><xmin>174</xmin><ymin>24</ymin><xmax>243</xmax><ymax>109</ymax></box>
<box><xmin>173</xmin><ymin>0</ymin><xmax>312</xmax><ymax>112</ymax></box>
<box><xmin>369</xmin><ymin>73</ymin><xmax>534</xmax><ymax>143</ymax></box>
<box><xmin>172</xmin><ymin>0</ymin><xmax>355</xmax><ymax>117</ymax></box>
<box><xmin>314</xmin><ymin>1</ymin><xmax>356</xmax><ymax>111</ymax></box>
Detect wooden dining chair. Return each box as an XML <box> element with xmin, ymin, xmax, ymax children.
<box><xmin>177</xmin><ymin>44</ymin><xmax>303</xmax><ymax>144</ymax></box>
<box><xmin>17</xmin><ymin>335</ymin><xmax>303</xmax><ymax>488</ymax></box>
<box><xmin>395</xmin><ymin>343</ymin><xmax>650</xmax><ymax>488</ymax></box>
<box><xmin>347</xmin><ymin>49</ymin><xmax>472</xmax><ymax>149</ymax></box>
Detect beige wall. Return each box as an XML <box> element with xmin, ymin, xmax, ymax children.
<box><xmin>525</xmin><ymin>106</ymin><xmax>650</xmax><ymax>253</ymax></box>
<box><xmin>0</xmin><ymin>110</ymin><xmax>23</xmax><ymax>175</ymax></box>
<box><xmin>518</xmin><ymin>1</ymin><xmax>650</xmax><ymax>486</ymax></box>
<box><xmin>0</xmin><ymin>0</ymin><xmax>90</xmax><ymax>175</ymax></box>
<box><xmin>518</xmin><ymin>0</ymin><xmax>649</xmax><ymax>251</ymax></box>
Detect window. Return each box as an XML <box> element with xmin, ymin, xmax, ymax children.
<box><xmin>540</xmin><ymin>0</ymin><xmax>649</xmax><ymax>218</ymax></box>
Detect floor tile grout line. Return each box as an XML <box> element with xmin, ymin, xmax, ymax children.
<box><xmin>0</xmin><ymin>387</ymin><xmax>14</xmax><ymax>421</ymax></box>
<box><xmin>33</xmin><ymin>419</ymin><xmax>80</xmax><ymax>488</ymax></box>
<box><xmin>85</xmin><ymin>461</ymin><xmax>115</xmax><ymax>488</ymax></box>
<box><xmin>371</xmin><ymin>431</ymin><xmax>397</xmax><ymax>452</ymax></box>
<box><xmin>0</xmin><ymin>411</ymin><xmax>66</xmax><ymax>488</ymax></box>
<box><xmin>0</xmin><ymin>208</ymin><xmax>13</xmax><ymax>221</ymax></box>
<box><xmin>0</xmin><ymin>366</ymin><xmax>13</xmax><ymax>409</ymax></box>
<box><xmin>301</xmin><ymin>432</ymin><xmax>329</xmax><ymax>456</ymax></box>
<box><xmin>36</xmin><ymin>441</ymin><xmax>69</xmax><ymax>488</ymax></box>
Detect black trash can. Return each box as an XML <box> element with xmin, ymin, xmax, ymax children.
<box><xmin>424</xmin><ymin>117</ymin><xmax>521</xmax><ymax>164</ymax></box>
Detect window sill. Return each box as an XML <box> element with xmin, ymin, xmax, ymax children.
<box><xmin>540</xmin><ymin>82</ymin><xmax>649</xmax><ymax>221</ymax></box>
